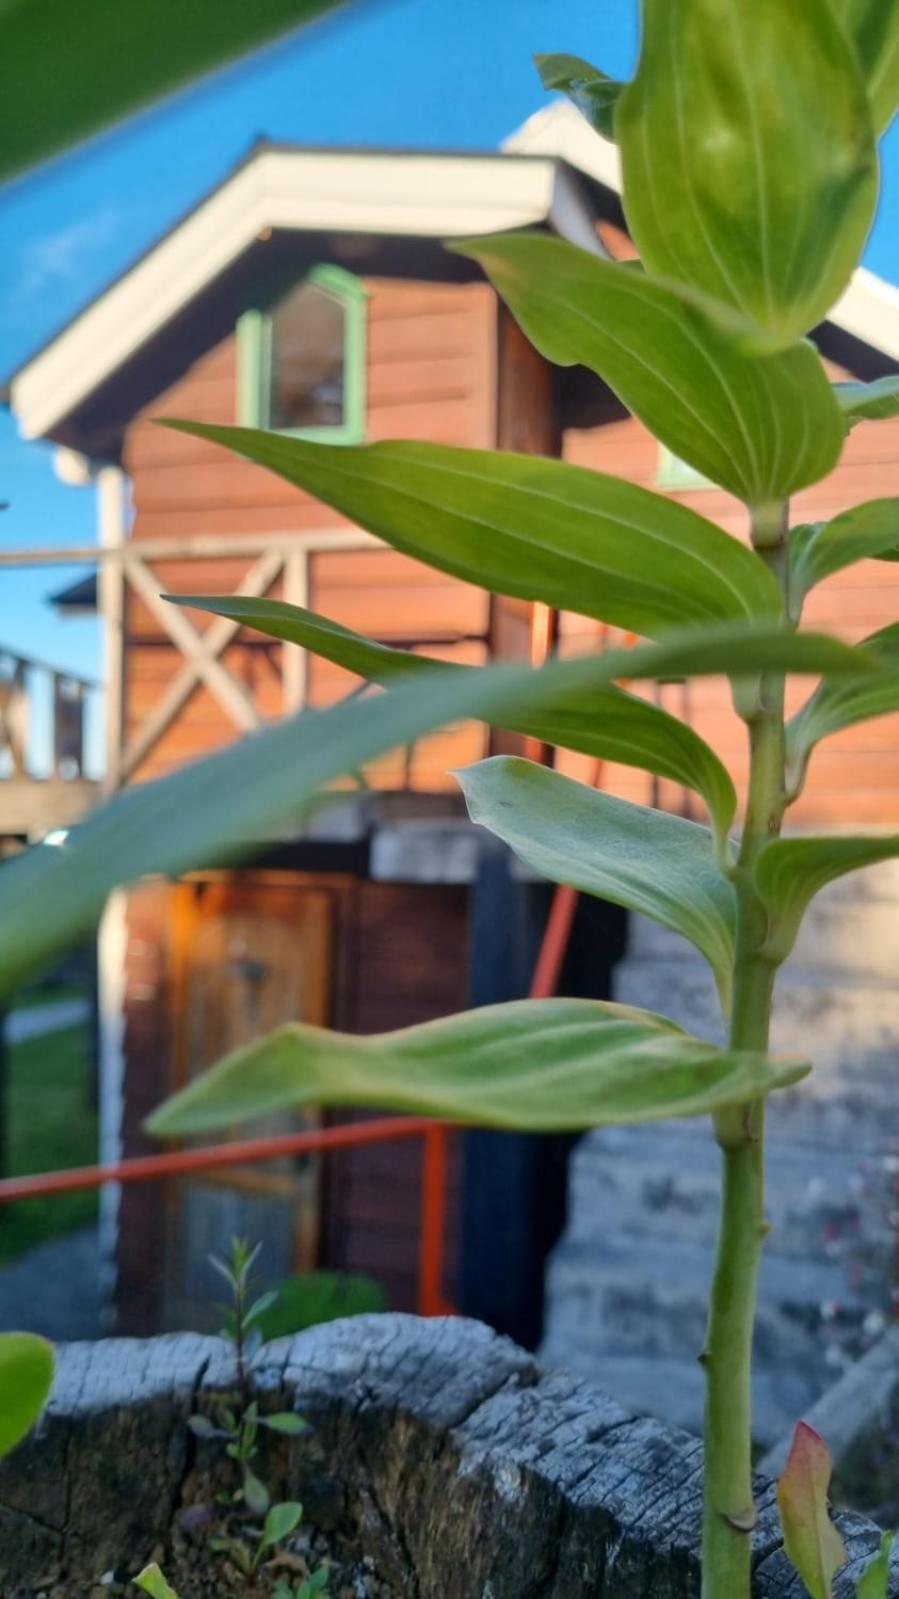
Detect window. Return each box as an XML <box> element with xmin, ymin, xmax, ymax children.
<box><xmin>237</xmin><ymin>265</ymin><xmax>366</xmax><ymax>442</ymax></box>
<box><xmin>657</xmin><ymin>445</ymin><xmax>714</xmax><ymax>491</ymax></box>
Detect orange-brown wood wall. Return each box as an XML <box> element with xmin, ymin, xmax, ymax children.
<box><xmin>121</xmin><ymin>278</ymin><xmax>497</xmax><ymax>789</ymax></box>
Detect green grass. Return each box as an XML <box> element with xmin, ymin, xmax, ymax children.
<box><xmin>0</xmin><ymin>1024</ymin><xmax>98</xmax><ymax>1261</ymax></box>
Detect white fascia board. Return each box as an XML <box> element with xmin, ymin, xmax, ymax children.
<box><xmin>12</xmin><ymin>149</ymin><xmax>575</xmax><ymax>442</ymax></box>
<box><xmin>506</xmin><ymin>99</ymin><xmax>899</xmax><ymax>363</ymax></box>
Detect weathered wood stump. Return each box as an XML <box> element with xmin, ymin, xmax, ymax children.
<box><xmin>0</xmin><ymin>1315</ymin><xmax>894</xmax><ymax>1595</ymax></box>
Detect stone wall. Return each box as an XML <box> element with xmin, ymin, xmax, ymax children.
<box><xmin>0</xmin><ymin>1316</ymin><xmax>893</xmax><ymax>1596</ymax></box>
<box><xmin>543</xmin><ymin>863</ymin><xmax>899</xmax><ymax>1445</ymax></box>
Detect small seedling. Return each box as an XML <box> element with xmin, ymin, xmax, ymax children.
<box><xmin>181</xmin><ymin>1238</ymin><xmax>324</xmax><ymax>1592</ymax></box>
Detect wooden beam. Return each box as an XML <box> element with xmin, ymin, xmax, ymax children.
<box><xmin>119</xmin><ymin>551</ymin><xmax>283</xmax><ymax>779</ymax></box>
<box><xmin>97</xmin><ymin>466</ymin><xmax>127</xmax><ymax>795</ymax></box>
<box><xmin>281</xmin><ymin>547</ymin><xmax>309</xmax><ymax>714</ymax></box>
<box><xmin>0</xmin><ymin>528</ymin><xmax>378</xmax><ymax>567</ymax></box>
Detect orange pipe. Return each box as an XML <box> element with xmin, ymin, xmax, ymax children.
<box><xmin>0</xmin><ymin>1116</ymin><xmax>440</xmax><ymax>1202</ymax></box>
<box><xmin>418</xmin><ymin>1122</ymin><xmax>454</xmax><ymax>1317</ymax></box>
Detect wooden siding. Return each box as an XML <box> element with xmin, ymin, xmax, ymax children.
<box><xmin>559</xmin><ymin>358</ymin><xmax>899</xmax><ymax>828</ymax></box>
<box><xmin>120</xmin><ymin>278</ymin><xmax>496</xmax><ymax>785</ymax></box>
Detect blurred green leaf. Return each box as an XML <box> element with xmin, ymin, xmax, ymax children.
<box><xmin>170</xmin><ymin>594</ymin><xmax>737</xmax><ymax>851</ymax></box>
<box><xmin>777</xmin><ymin>1423</ymin><xmax>847</xmax><ymax>1599</ymax></box>
<box><xmin>0</xmin><ymin>1333</ymin><xmax>53</xmax><ymax>1459</ymax></box>
<box><xmin>0</xmin><ymin>0</ymin><xmax>345</xmax><ymax>185</ymax></box>
<box><xmin>260</xmin><ymin>1502</ymin><xmax>304</xmax><ymax>1550</ymax></box>
<box><xmin>856</xmin><ymin>1531</ymin><xmax>894</xmax><ymax>1599</ymax></box>
<box><xmin>135</xmin><ymin>1567</ymin><xmax>179</xmax><ymax>1599</ymax></box>
<box><xmin>827</xmin><ymin>0</ymin><xmax>899</xmax><ymax>133</ymax></box>
<box><xmin>0</xmin><ymin>626</ymin><xmax>872</xmax><ymax>1001</ymax></box>
<box><xmin>535</xmin><ymin>53</ymin><xmax>624</xmax><ymax>138</ymax></box>
<box><xmin>786</xmin><ymin>624</ymin><xmax>899</xmax><ymax>795</ymax></box>
<box><xmin>617</xmin><ymin>0</ymin><xmax>878</xmax><ymax>346</ymax></box>
<box><xmin>756</xmin><ymin>831</ymin><xmax>899</xmax><ymax>962</ymax></box>
<box><xmin>792</xmin><ymin>502</ymin><xmax>899</xmax><ymax>600</ymax></box>
<box><xmin>163</xmin><ymin>422</ymin><xmax>780</xmax><ymax>637</ymax></box>
<box><xmin>835</xmin><ymin>376</ymin><xmax>899</xmax><ymax>426</ymax></box>
<box><xmin>458</xmin><ymin>756</ymin><xmax>736</xmax><ymax>999</ymax></box>
<box><xmin>456</xmin><ymin>234</ymin><xmax>844</xmax><ymax>506</ymax></box>
<box><xmin>256</xmin><ymin>1269</ymin><xmax>385</xmax><ymax>1339</ymax></box>
<box><xmin>148</xmin><ymin>997</ymin><xmax>808</xmax><ymax>1138</ymax></box>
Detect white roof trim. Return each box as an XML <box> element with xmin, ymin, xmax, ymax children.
<box><xmin>11</xmin><ymin>147</ymin><xmax>598</xmax><ymax>442</ymax></box>
<box><xmin>506</xmin><ymin>98</ymin><xmax>899</xmax><ymax>364</ymax></box>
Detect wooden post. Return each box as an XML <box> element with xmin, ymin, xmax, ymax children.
<box><xmin>97</xmin><ymin>467</ymin><xmax>127</xmax><ymax>795</ymax></box>
<box><xmin>281</xmin><ymin>548</ymin><xmax>309</xmax><ymax>714</ymax></box>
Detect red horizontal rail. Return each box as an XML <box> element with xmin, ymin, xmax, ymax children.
<box><xmin>0</xmin><ymin>1116</ymin><xmax>455</xmax><ymax>1318</ymax></box>
<box><xmin>0</xmin><ymin>1116</ymin><xmax>441</xmax><ymax>1201</ymax></box>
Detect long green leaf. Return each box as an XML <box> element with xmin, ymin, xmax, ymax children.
<box><xmin>171</xmin><ymin>594</ymin><xmax>738</xmax><ymax>849</ymax></box>
<box><xmin>455</xmin><ymin>234</ymin><xmax>844</xmax><ymax>506</ymax></box>
<box><xmin>756</xmin><ymin>831</ymin><xmax>899</xmax><ymax>963</ymax></box>
<box><xmin>617</xmin><ymin>0</ymin><xmax>878</xmax><ymax>346</ymax></box>
<box><xmin>146</xmin><ymin>997</ymin><xmax>809</xmax><ymax>1138</ymax></box>
<box><xmin>857</xmin><ymin>1532</ymin><xmax>895</xmax><ymax>1599</ymax></box>
<box><xmin>163</xmin><ymin>422</ymin><xmax>780</xmax><ymax>637</ymax></box>
<box><xmin>457</xmin><ymin>756</ymin><xmax>736</xmax><ymax>1001</ymax></box>
<box><xmin>0</xmin><ymin>626</ymin><xmax>873</xmax><ymax>999</ymax></box>
<box><xmin>777</xmin><ymin>1423</ymin><xmax>847</xmax><ymax>1599</ymax></box>
<box><xmin>786</xmin><ymin>624</ymin><xmax>899</xmax><ymax>796</ymax></box>
<box><xmin>535</xmin><ymin>53</ymin><xmax>625</xmax><ymax>140</ymax></box>
<box><xmin>0</xmin><ymin>0</ymin><xmax>344</xmax><ymax>185</ymax></box>
<box><xmin>792</xmin><ymin>501</ymin><xmax>899</xmax><ymax>600</ymax></box>
<box><xmin>0</xmin><ymin>1334</ymin><xmax>54</xmax><ymax>1459</ymax></box>
<box><xmin>827</xmin><ymin>0</ymin><xmax>899</xmax><ymax>133</ymax></box>
<box><xmin>835</xmin><ymin>376</ymin><xmax>899</xmax><ymax>426</ymax></box>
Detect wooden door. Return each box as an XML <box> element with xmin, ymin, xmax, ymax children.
<box><xmin>162</xmin><ymin>871</ymin><xmax>339</xmax><ymax>1328</ymax></box>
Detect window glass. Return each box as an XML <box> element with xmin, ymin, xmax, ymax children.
<box><xmin>269</xmin><ymin>280</ymin><xmax>347</xmax><ymax>431</ymax></box>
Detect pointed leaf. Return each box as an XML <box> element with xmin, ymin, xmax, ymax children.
<box><xmin>243</xmin><ymin>1467</ymin><xmax>270</xmax><ymax>1515</ymax></box>
<box><xmin>147</xmin><ymin>998</ymin><xmax>808</xmax><ymax>1139</ymax></box>
<box><xmin>170</xmin><ymin>594</ymin><xmax>737</xmax><ymax>851</ymax></box>
<box><xmin>135</xmin><ymin>1567</ymin><xmax>179</xmax><ymax>1599</ymax></box>
<box><xmin>0</xmin><ymin>625</ymin><xmax>873</xmax><ymax>1000</ymax></box>
<box><xmin>163</xmin><ymin>421</ymin><xmax>780</xmax><ymax>636</ymax></box>
<box><xmin>755</xmin><ymin>832</ymin><xmax>899</xmax><ymax>963</ymax></box>
<box><xmin>259</xmin><ymin>1412</ymin><xmax>310</xmax><ymax>1436</ymax></box>
<box><xmin>786</xmin><ymin>623</ymin><xmax>899</xmax><ymax>795</ymax></box>
<box><xmin>617</xmin><ymin>0</ymin><xmax>878</xmax><ymax>346</ymax></box>
<box><xmin>260</xmin><ymin>1502</ymin><xmax>304</xmax><ymax>1550</ymax></box>
<box><xmin>0</xmin><ymin>1333</ymin><xmax>54</xmax><ymax>1459</ymax></box>
<box><xmin>457</xmin><ymin>756</ymin><xmax>736</xmax><ymax>1000</ymax></box>
<box><xmin>792</xmin><ymin>501</ymin><xmax>899</xmax><ymax>600</ymax></box>
<box><xmin>827</xmin><ymin>0</ymin><xmax>899</xmax><ymax>133</ymax></box>
<box><xmin>535</xmin><ymin>53</ymin><xmax>624</xmax><ymax>139</ymax></box>
<box><xmin>835</xmin><ymin>376</ymin><xmax>899</xmax><ymax>426</ymax></box>
<box><xmin>777</xmin><ymin>1423</ymin><xmax>847</xmax><ymax>1599</ymax></box>
<box><xmin>456</xmin><ymin>234</ymin><xmax>844</xmax><ymax>506</ymax></box>
<box><xmin>857</xmin><ymin>1531</ymin><xmax>894</xmax><ymax>1599</ymax></box>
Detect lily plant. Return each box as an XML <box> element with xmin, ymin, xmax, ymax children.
<box><xmin>0</xmin><ymin>3</ymin><xmax>898</xmax><ymax>1597</ymax></box>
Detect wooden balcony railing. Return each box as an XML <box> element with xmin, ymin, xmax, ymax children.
<box><xmin>0</xmin><ymin>644</ymin><xmax>99</xmax><ymax>839</ymax></box>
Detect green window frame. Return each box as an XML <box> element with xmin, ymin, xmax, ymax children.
<box><xmin>657</xmin><ymin>444</ymin><xmax>715</xmax><ymax>491</ymax></box>
<box><xmin>237</xmin><ymin>263</ymin><xmax>367</xmax><ymax>443</ymax></box>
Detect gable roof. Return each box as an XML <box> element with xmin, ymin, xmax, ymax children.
<box><xmin>5</xmin><ymin>143</ymin><xmax>602</xmax><ymax>447</ymax></box>
<box><xmin>8</xmin><ymin>108</ymin><xmax>899</xmax><ymax>451</ymax></box>
<box><xmin>505</xmin><ymin>99</ymin><xmax>899</xmax><ymax>367</ymax></box>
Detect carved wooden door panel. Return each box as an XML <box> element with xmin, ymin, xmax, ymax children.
<box><xmin>162</xmin><ymin>871</ymin><xmax>339</xmax><ymax>1329</ymax></box>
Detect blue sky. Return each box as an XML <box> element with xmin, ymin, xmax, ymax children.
<box><xmin>0</xmin><ymin>0</ymin><xmax>897</xmax><ymax>743</ymax></box>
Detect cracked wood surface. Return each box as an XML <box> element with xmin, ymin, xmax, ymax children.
<box><xmin>0</xmin><ymin>1314</ymin><xmax>894</xmax><ymax>1595</ymax></box>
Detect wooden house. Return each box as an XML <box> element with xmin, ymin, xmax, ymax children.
<box><xmin>5</xmin><ymin>107</ymin><xmax>899</xmax><ymax>1349</ymax></box>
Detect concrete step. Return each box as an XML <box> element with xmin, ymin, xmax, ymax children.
<box><xmin>543</xmin><ymin>1232</ymin><xmax>862</xmax><ymax>1370</ymax></box>
<box><xmin>565</xmin><ymin>1124</ymin><xmax>894</xmax><ymax>1261</ymax></box>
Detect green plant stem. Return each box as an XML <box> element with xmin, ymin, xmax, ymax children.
<box><xmin>701</xmin><ymin>505</ymin><xmax>789</xmax><ymax>1599</ymax></box>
